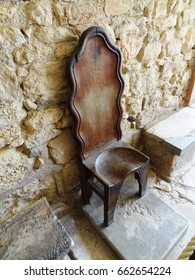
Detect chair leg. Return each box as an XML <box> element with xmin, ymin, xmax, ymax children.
<box><xmin>80</xmin><ymin>165</ymin><xmax>92</xmax><ymax>204</ymax></box>
<box><xmin>104</xmin><ymin>182</ymin><xmax>123</xmax><ymax>226</ymax></box>
<box><xmin>135</xmin><ymin>159</ymin><xmax>150</xmax><ymax>197</ymax></box>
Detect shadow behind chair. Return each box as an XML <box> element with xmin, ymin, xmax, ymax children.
<box><xmin>68</xmin><ymin>26</ymin><xmax>150</xmax><ymax>226</ymax></box>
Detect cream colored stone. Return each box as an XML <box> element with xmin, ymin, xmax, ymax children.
<box><xmin>53</xmin><ymin>1</ymin><xmax>68</xmax><ymax>25</ymax></box>
<box><xmin>0</xmin><ymin>125</ymin><xmax>24</xmax><ymax>149</ymax></box>
<box><xmin>140</xmin><ymin>42</ymin><xmax>162</xmax><ymax>63</ymax></box>
<box><xmin>25</xmin><ymin>0</ymin><xmax>52</xmax><ymax>26</ymax></box>
<box><xmin>34</xmin><ymin>26</ymin><xmax>78</xmax><ymax>44</ymax></box>
<box><xmin>0</xmin><ymin>27</ymin><xmax>25</xmax><ymax>51</ymax></box>
<box><xmin>167</xmin><ymin>39</ymin><xmax>182</xmax><ymax>55</ymax></box>
<box><xmin>48</xmin><ymin>129</ymin><xmax>76</xmax><ymax>165</ymax></box>
<box><xmin>24</xmin><ymin>107</ymin><xmax>63</xmax><ymax>131</ymax></box>
<box><xmin>0</xmin><ymin>148</ymin><xmax>33</xmax><ymax>191</ymax></box>
<box><xmin>0</xmin><ymin>100</ymin><xmax>27</xmax><ymax>129</ymax></box>
<box><xmin>0</xmin><ymin>64</ymin><xmax>23</xmax><ymax>102</ymax></box>
<box><xmin>24</xmin><ymin>124</ymin><xmax>62</xmax><ymax>149</ymax></box>
<box><xmin>0</xmin><ymin>2</ymin><xmax>26</xmax><ymax>27</ymax></box>
<box><xmin>13</xmin><ymin>44</ymin><xmax>36</xmax><ymax>65</ymax></box>
<box><xmin>23</xmin><ymin>99</ymin><xmax>37</xmax><ymax>111</ymax></box>
<box><xmin>17</xmin><ymin>67</ymin><xmax>28</xmax><ymax>77</ymax></box>
<box><xmin>153</xmin><ymin>0</ymin><xmax>167</xmax><ymax>18</ymax></box>
<box><xmin>105</xmin><ymin>0</ymin><xmax>129</xmax><ymax>16</ymax></box>
<box><xmin>65</xmin><ymin>0</ymin><xmax>105</xmax><ymax>25</ymax></box>
<box><xmin>62</xmin><ymin>161</ymin><xmax>80</xmax><ymax>191</ymax></box>
<box><xmin>23</xmin><ymin>60</ymin><xmax>68</xmax><ymax>103</ymax></box>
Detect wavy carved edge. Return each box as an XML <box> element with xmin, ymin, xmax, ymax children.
<box><xmin>68</xmin><ymin>26</ymin><xmax>124</xmax><ymax>161</ymax></box>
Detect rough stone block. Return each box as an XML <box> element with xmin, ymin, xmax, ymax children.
<box><xmin>0</xmin><ymin>198</ymin><xmax>73</xmax><ymax>260</ymax></box>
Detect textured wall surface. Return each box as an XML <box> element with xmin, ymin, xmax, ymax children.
<box><xmin>0</xmin><ymin>0</ymin><xmax>194</xmax><ymax>223</ymax></box>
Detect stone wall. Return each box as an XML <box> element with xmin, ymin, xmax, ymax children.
<box><xmin>0</xmin><ymin>0</ymin><xmax>194</xmax><ymax>223</ymax></box>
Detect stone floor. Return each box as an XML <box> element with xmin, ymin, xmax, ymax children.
<box><xmin>60</xmin><ymin>166</ymin><xmax>195</xmax><ymax>260</ymax></box>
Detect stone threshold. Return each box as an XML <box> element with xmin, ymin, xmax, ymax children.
<box><xmin>146</xmin><ymin>105</ymin><xmax>195</xmax><ymax>156</ymax></box>
<box><xmin>77</xmin><ymin>187</ymin><xmax>189</xmax><ymax>260</ymax></box>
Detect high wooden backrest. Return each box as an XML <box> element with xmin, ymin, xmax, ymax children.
<box><xmin>69</xmin><ymin>26</ymin><xmax>124</xmax><ymax>160</ymax></box>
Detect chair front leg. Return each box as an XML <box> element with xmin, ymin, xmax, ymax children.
<box><xmin>135</xmin><ymin>159</ymin><xmax>150</xmax><ymax>197</ymax></box>
<box><xmin>80</xmin><ymin>164</ymin><xmax>92</xmax><ymax>204</ymax></box>
<box><xmin>104</xmin><ymin>182</ymin><xmax>123</xmax><ymax>226</ymax></box>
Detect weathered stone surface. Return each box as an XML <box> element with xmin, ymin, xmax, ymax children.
<box><xmin>0</xmin><ymin>27</ymin><xmax>25</xmax><ymax>52</ymax></box>
<box><xmin>23</xmin><ymin>99</ymin><xmax>37</xmax><ymax>111</ymax></box>
<box><xmin>105</xmin><ymin>0</ymin><xmax>129</xmax><ymax>16</ymax></box>
<box><xmin>62</xmin><ymin>161</ymin><xmax>80</xmax><ymax>191</ymax></box>
<box><xmin>0</xmin><ymin>64</ymin><xmax>23</xmax><ymax>101</ymax></box>
<box><xmin>65</xmin><ymin>0</ymin><xmax>105</xmax><ymax>25</ymax></box>
<box><xmin>0</xmin><ymin>100</ymin><xmax>27</xmax><ymax>129</ymax></box>
<box><xmin>0</xmin><ymin>198</ymin><xmax>73</xmax><ymax>260</ymax></box>
<box><xmin>24</xmin><ymin>124</ymin><xmax>62</xmax><ymax>149</ymax></box>
<box><xmin>48</xmin><ymin>129</ymin><xmax>76</xmax><ymax>165</ymax></box>
<box><xmin>24</xmin><ymin>107</ymin><xmax>63</xmax><ymax>131</ymax></box>
<box><xmin>25</xmin><ymin>0</ymin><xmax>52</xmax><ymax>26</ymax></box>
<box><xmin>23</xmin><ymin>60</ymin><xmax>68</xmax><ymax>103</ymax></box>
<box><xmin>0</xmin><ymin>148</ymin><xmax>33</xmax><ymax>192</ymax></box>
<box><xmin>0</xmin><ymin>2</ymin><xmax>26</xmax><ymax>27</ymax></box>
<box><xmin>0</xmin><ymin>125</ymin><xmax>24</xmax><ymax>149</ymax></box>
<box><xmin>34</xmin><ymin>26</ymin><xmax>78</xmax><ymax>44</ymax></box>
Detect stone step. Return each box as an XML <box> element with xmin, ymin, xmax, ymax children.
<box><xmin>77</xmin><ymin>178</ymin><xmax>189</xmax><ymax>260</ymax></box>
<box><xmin>145</xmin><ymin>105</ymin><xmax>195</xmax><ymax>179</ymax></box>
<box><xmin>0</xmin><ymin>197</ymin><xmax>73</xmax><ymax>260</ymax></box>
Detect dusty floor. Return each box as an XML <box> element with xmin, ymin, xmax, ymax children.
<box><xmin>60</xmin><ymin>165</ymin><xmax>195</xmax><ymax>260</ymax></box>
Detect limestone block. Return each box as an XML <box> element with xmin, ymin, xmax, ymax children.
<box><xmin>64</xmin><ymin>0</ymin><xmax>105</xmax><ymax>25</ymax></box>
<box><xmin>23</xmin><ymin>60</ymin><xmax>68</xmax><ymax>103</ymax></box>
<box><xmin>0</xmin><ymin>125</ymin><xmax>24</xmax><ymax>149</ymax></box>
<box><xmin>24</xmin><ymin>107</ymin><xmax>63</xmax><ymax>131</ymax></box>
<box><xmin>53</xmin><ymin>1</ymin><xmax>68</xmax><ymax>25</ymax></box>
<box><xmin>23</xmin><ymin>99</ymin><xmax>37</xmax><ymax>111</ymax></box>
<box><xmin>13</xmin><ymin>44</ymin><xmax>36</xmax><ymax>65</ymax></box>
<box><xmin>34</xmin><ymin>26</ymin><xmax>78</xmax><ymax>44</ymax></box>
<box><xmin>62</xmin><ymin>161</ymin><xmax>80</xmax><ymax>191</ymax></box>
<box><xmin>48</xmin><ymin>129</ymin><xmax>76</xmax><ymax>165</ymax></box>
<box><xmin>167</xmin><ymin>39</ymin><xmax>182</xmax><ymax>56</ymax></box>
<box><xmin>0</xmin><ymin>27</ymin><xmax>25</xmax><ymax>52</ymax></box>
<box><xmin>182</xmin><ymin>8</ymin><xmax>195</xmax><ymax>23</ymax></box>
<box><xmin>0</xmin><ymin>148</ymin><xmax>33</xmax><ymax>192</ymax></box>
<box><xmin>104</xmin><ymin>0</ymin><xmax>129</xmax><ymax>16</ymax></box>
<box><xmin>0</xmin><ymin>100</ymin><xmax>27</xmax><ymax>129</ymax></box>
<box><xmin>0</xmin><ymin>64</ymin><xmax>23</xmax><ymax>102</ymax></box>
<box><xmin>153</xmin><ymin>0</ymin><xmax>167</xmax><ymax>18</ymax></box>
<box><xmin>140</xmin><ymin>42</ymin><xmax>161</xmax><ymax>63</ymax></box>
<box><xmin>16</xmin><ymin>67</ymin><xmax>28</xmax><ymax>77</ymax></box>
<box><xmin>25</xmin><ymin>0</ymin><xmax>52</xmax><ymax>26</ymax></box>
<box><xmin>0</xmin><ymin>2</ymin><xmax>26</xmax><ymax>27</ymax></box>
<box><xmin>24</xmin><ymin>124</ymin><xmax>62</xmax><ymax>149</ymax></box>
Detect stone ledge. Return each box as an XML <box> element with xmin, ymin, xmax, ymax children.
<box><xmin>146</xmin><ymin>106</ymin><xmax>195</xmax><ymax>156</ymax></box>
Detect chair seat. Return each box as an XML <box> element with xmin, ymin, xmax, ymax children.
<box><xmin>83</xmin><ymin>141</ymin><xmax>149</xmax><ymax>187</ymax></box>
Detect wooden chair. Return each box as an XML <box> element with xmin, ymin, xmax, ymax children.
<box><xmin>68</xmin><ymin>26</ymin><xmax>150</xmax><ymax>226</ymax></box>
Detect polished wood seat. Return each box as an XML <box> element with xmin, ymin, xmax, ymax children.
<box><xmin>68</xmin><ymin>26</ymin><xmax>150</xmax><ymax>226</ymax></box>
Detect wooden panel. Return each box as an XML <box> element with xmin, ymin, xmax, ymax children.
<box><xmin>69</xmin><ymin>27</ymin><xmax>124</xmax><ymax>160</ymax></box>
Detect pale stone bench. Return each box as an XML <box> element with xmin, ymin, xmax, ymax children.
<box><xmin>145</xmin><ymin>104</ymin><xmax>195</xmax><ymax>180</ymax></box>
